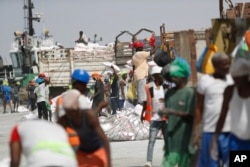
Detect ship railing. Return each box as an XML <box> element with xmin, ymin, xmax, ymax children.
<box><xmin>0</xmin><ymin>69</ymin><xmax>16</xmax><ymax>80</ymax></box>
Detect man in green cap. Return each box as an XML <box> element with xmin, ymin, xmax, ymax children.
<box><xmin>159</xmin><ymin>57</ymin><xmax>196</xmax><ymax>167</ymax></box>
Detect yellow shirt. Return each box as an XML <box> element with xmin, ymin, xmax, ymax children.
<box><xmin>132</xmin><ymin>51</ymin><xmax>150</xmax><ymax>81</ymax></box>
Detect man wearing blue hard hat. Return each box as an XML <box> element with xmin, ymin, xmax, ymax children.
<box><xmin>56</xmin><ymin>68</ymin><xmax>111</xmax><ymax>167</ymax></box>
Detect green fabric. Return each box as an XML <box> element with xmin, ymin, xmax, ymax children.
<box><xmin>45</xmin><ymin>101</ymin><xmax>51</xmax><ymax>111</ymax></box>
<box><xmin>31</xmin><ymin>141</ymin><xmax>75</xmax><ymax>158</ymax></box>
<box><xmin>161</xmin><ymin>152</ymin><xmax>191</xmax><ymax>167</ymax></box>
<box><xmin>169</xmin><ymin>57</ymin><xmax>191</xmax><ymax>78</ymax></box>
<box><xmin>236</xmin><ymin>42</ymin><xmax>250</xmax><ymax>60</ymax></box>
<box><xmin>163</xmin><ymin>86</ymin><xmax>195</xmax><ymax>167</ymax></box>
<box><xmin>119</xmin><ymin>70</ymin><xmax>127</xmax><ymax>77</ymax></box>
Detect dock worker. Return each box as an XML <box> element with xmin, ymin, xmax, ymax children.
<box><xmin>132</xmin><ymin>40</ymin><xmax>156</xmax><ymax>111</ymax></box>
<box><xmin>211</xmin><ymin>57</ymin><xmax>250</xmax><ymax>166</ymax></box>
<box><xmin>192</xmin><ymin>52</ymin><xmax>232</xmax><ymax>167</ymax></box>
<box><xmin>34</xmin><ymin>77</ymin><xmax>48</xmax><ymax>120</ymax></box>
<box><xmin>56</xmin><ymin>69</ymin><xmax>111</xmax><ymax>167</ymax></box>
<box><xmin>159</xmin><ymin>57</ymin><xmax>195</xmax><ymax>167</ymax></box>
<box><xmin>12</xmin><ymin>81</ymin><xmax>21</xmax><ymax>113</ymax></box>
<box><xmin>75</xmin><ymin>31</ymin><xmax>88</xmax><ymax>45</ymax></box>
<box><xmin>2</xmin><ymin>79</ymin><xmax>13</xmax><ymax>114</ymax></box>
<box><xmin>91</xmin><ymin>72</ymin><xmax>105</xmax><ymax>115</ymax></box>
<box><xmin>141</xmin><ymin>65</ymin><xmax>167</xmax><ymax>167</ymax></box>
<box><xmin>9</xmin><ymin>119</ymin><xmax>78</xmax><ymax>167</ymax></box>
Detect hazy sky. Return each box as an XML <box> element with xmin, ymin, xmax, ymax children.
<box><xmin>1</xmin><ymin>0</ymin><xmax>249</xmax><ymax>65</ymax></box>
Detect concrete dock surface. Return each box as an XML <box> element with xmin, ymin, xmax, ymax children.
<box><xmin>0</xmin><ymin>109</ymin><xmax>164</xmax><ymax>167</ymax></box>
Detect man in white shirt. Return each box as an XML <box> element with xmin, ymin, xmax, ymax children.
<box><xmin>9</xmin><ymin>120</ymin><xmax>78</xmax><ymax>167</ymax></box>
<box><xmin>34</xmin><ymin>77</ymin><xmax>48</xmax><ymax>120</ymax></box>
<box><xmin>211</xmin><ymin>57</ymin><xmax>250</xmax><ymax>166</ymax></box>
<box><xmin>141</xmin><ymin>65</ymin><xmax>167</xmax><ymax>167</ymax></box>
<box><xmin>192</xmin><ymin>52</ymin><xmax>233</xmax><ymax>167</ymax></box>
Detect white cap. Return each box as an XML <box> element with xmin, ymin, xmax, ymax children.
<box><xmin>150</xmin><ymin>65</ymin><xmax>162</xmax><ymax>75</ymax></box>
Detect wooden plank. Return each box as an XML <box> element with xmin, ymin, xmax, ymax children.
<box><xmin>188</xmin><ymin>30</ymin><xmax>198</xmax><ymax>86</ymax></box>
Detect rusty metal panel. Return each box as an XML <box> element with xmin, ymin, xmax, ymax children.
<box><xmin>188</xmin><ymin>30</ymin><xmax>198</xmax><ymax>86</ymax></box>
<box><xmin>159</xmin><ymin>30</ymin><xmax>209</xmax><ymax>86</ymax></box>
<box><xmin>174</xmin><ymin>31</ymin><xmax>194</xmax><ymax>86</ymax></box>
<box><xmin>174</xmin><ymin>31</ymin><xmax>192</xmax><ymax>63</ymax></box>
<box><xmin>171</xmin><ymin>30</ymin><xmax>201</xmax><ymax>86</ymax></box>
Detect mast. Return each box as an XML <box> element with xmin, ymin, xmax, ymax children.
<box><xmin>24</xmin><ymin>0</ymin><xmax>40</xmax><ymax>36</ymax></box>
<box><xmin>27</xmin><ymin>0</ymin><xmax>34</xmax><ymax>36</ymax></box>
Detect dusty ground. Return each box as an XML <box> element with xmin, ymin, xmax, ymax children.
<box><xmin>0</xmin><ymin>106</ymin><xmax>164</xmax><ymax>167</ymax></box>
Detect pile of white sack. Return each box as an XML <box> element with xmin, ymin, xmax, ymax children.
<box><xmin>100</xmin><ymin>107</ymin><xmax>150</xmax><ymax>141</ymax></box>
<box><xmin>19</xmin><ymin>97</ymin><xmax>165</xmax><ymax>141</ymax></box>
<box><xmin>74</xmin><ymin>42</ymin><xmax>114</xmax><ymax>52</ymax></box>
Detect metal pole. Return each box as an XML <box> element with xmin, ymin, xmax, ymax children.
<box><xmin>28</xmin><ymin>0</ymin><xmax>34</xmax><ymax>36</ymax></box>
<box><xmin>219</xmin><ymin>0</ymin><xmax>224</xmax><ymax>18</ymax></box>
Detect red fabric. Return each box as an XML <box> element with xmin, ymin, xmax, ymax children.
<box><xmin>133</xmin><ymin>41</ymin><xmax>144</xmax><ymax>48</ymax></box>
<box><xmin>10</xmin><ymin>125</ymin><xmax>20</xmax><ymax>143</ymax></box>
<box><xmin>149</xmin><ymin>35</ymin><xmax>156</xmax><ymax>47</ymax></box>
<box><xmin>129</xmin><ymin>70</ymin><xmax>134</xmax><ymax>76</ymax></box>
<box><xmin>39</xmin><ymin>73</ymin><xmax>46</xmax><ymax>78</ymax></box>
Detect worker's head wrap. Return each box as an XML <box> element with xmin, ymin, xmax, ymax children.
<box><xmin>91</xmin><ymin>72</ymin><xmax>101</xmax><ymax>80</ymax></box>
<box><xmin>169</xmin><ymin>57</ymin><xmax>191</xmax><ymax>78</ymax></box>
<box><xmin>230</xmin><ymin>58</ymin><xmax>250</xmax><ymax>77</ymax></box>
<box><xmin>119</xmin><ymin>70</ymin><xmax>128</xmax><ymax>77</ymax></box>
<box><xmin>2</xmin><ymin>79</ymin><xmax>8</xmax><ymax>86</ymax></box>
<box><xmin>30</xmin><ymin>80</ymin><xmax>35</xmax><ymax>86</ymax></box>
<box><xmin>62</xmin><ymin>89</ymin><xmax>81</xmax><ymax>110</ymax></box>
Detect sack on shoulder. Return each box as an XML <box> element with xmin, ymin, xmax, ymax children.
<box><xmin>154</xmin><ymin>48</ymin><xmax>175</xmax><ymax>67</ymax></box>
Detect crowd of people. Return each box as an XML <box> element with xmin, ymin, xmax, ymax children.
<box><xmin>4</xmin><ymin>30</ymin><xmax>250</xmax><ymax>167</ymax></box>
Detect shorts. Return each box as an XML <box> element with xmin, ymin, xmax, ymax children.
<box><xmin>13</xmin><ymin>95</ymin><xmax>19</xmax><ymax>103</ymax></box>
<box><xmin>3</xmin><ymin>95</ymin><xmax>11</xmax><ymax>103</ymax></box>
<box><xmin>198</xmin><ymin>132</ymin><xmax>230</xmax><ymax>167</ymax></box>
<box><xmin>135</xmin><ymin>78</ymin><xmax>147</xmax><ymax>104</ymax></box>
<box><xmin>77</xmin><ymin>147</ymin><xmax>108</xmax><ymax>167</ymax></box>
<box><xmin>229</xmin><ymin>134</ymin><xmax>250</xmax><ymax>150</ymax></box>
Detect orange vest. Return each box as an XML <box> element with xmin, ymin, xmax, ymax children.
<box><xmin>56</xmin><ymin>96</ymin><xmax>80</xmax><ymax>150</ymax></box>
<box><xmin>144</xmin><ymin>84</ymin><xmax>153</xmax><ymax>122</ymax></box>
<box><xmin>66</xmin><ymin>127</ymin><xmax>80</xmax><ymax>150</ymax></box>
